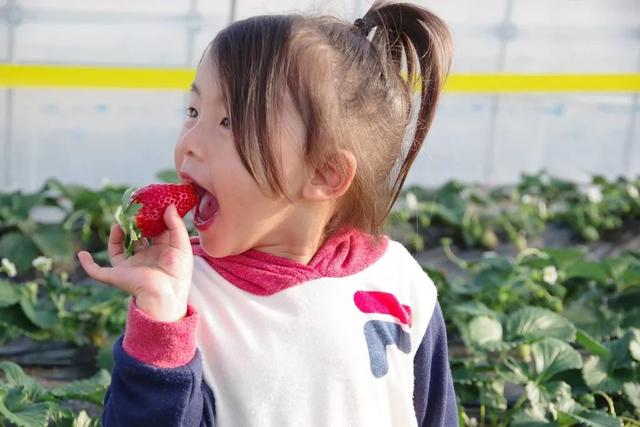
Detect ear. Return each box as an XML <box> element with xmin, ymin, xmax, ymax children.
<box><xmin>302</xmin><ymin>149</ymin><xmax>357</xmax><ymax>201</ymax></box>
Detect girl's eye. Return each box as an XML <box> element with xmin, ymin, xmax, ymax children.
<box><xmin>220</xmin><ymin>117</ymin><xmax>231</xmax><ymax>128</ymax></box>
<box><xmin>186</xmin><ymin>107</ymin><xmax>198</xmax><ymax>119</ymax></box>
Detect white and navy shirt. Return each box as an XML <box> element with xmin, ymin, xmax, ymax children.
<box><xmin>102</xmin><ymin>228</ymin><xmax>458</xmax><ymax>426</ymax></box>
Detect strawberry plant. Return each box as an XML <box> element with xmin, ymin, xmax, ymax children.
<box><xmin>555</xmin><ymin>175</ymin><xmax>640</xmax><ymax>242</ymax></box>
<box><xmin>389</xmin><ymin>170</ymin><xmax>640</xmax><ymax>252</ymax></box>
<box><xmin>0</xmin><ymin>257</ymin><xmax>127</xmax><ymax>355</ymax></box>
<box><xmin>0</xmin><ymin>361</ymin><xmax>107</xmax><ymax>426</ymax></box>
<box><xmin>430</xmin><ymin>244</ymin><xmax>640</xmax><ymax>426</ymax></box>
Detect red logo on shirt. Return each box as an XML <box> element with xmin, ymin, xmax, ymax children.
<box><xmin>354</xmin><ymin>291</ymin><xmax>412</xmax><ymax>326</ymax></box>
<box><xmin>354</xmin><ymin>291</ymin><xmax>412</xmax><ymax>378</ymax></box>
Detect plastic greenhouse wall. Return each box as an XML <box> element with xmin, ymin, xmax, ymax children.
<box><xmin>0</xmin><ymin>0</ymin><xmax>638</xmax><ymax>193</ymax></box>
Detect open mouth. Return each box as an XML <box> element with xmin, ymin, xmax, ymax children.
<box><xmin>181</xmin><ymin>177</ymin><xmax>219</xmax><ymax>229</ymax></box>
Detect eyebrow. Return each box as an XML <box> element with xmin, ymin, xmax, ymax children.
<box><xmin>190</xmin><ymin>82</ymin><xmax>226</xmax><ymax>106</ymax></box>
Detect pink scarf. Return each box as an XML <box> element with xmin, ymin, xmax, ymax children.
<box><xmin>189</xmin><ymin>228</ymin><xmax>389</xmax><ymax>296</ymax></box>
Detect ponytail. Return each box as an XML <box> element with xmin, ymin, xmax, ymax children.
<box><xmin>354</xmin><ymin>0</ymin><xmax>454</xmax><ymax>221</ymax></box>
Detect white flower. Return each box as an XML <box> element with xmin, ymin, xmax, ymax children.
<box><xmin>1</xmin><ymin>258</ymin><xmax>17</xmax><ymax>278</ymax></box>
<box><xmin>543</xmin><ymin>265</ymin><xmax>558</xmax><ymax>285</ymax></box>
<box><xmin>468</xmin><ymin>417</ymin><xmax>478</xmax><ymax>427</ymax></box>
<box><xmin>627</xmin><ymin>184</ymin><xmax>639</xmax><ymax>199</ymax></box>
<box><xmin>586</xmin><ymin>186</ymin><xmax>603</xmax><ymax>204</ymax></box>
<box><xmin>521</xmin><ymin>194</ymin><xmax>534</xmax><ymax>205</ymax></box>
<box><xmin>405</xmin><ymin>192</ymin><xmax>419</xmax><ymax>213</ymax></box>
<box><xmin>32</xmin><ymin>256</ymin><xmax>53</xmax><ymax>275</ymax></box>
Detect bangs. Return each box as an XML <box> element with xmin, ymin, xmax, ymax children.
<box><xmin>207</xmin><ymin>15</ymin><xmax>297</xmax><ymax>198</ymax></box>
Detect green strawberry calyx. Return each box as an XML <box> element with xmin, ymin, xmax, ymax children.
<box><xmin>114</xmin><ymin>186</ymin><xmax>145</xmax><ymax>258</ymax></box>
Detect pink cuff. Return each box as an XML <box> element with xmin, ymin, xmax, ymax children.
<box><xmin>122</xmin><ymin>297</ymin><xmax>199</xmax><ymax>368</ymax></box>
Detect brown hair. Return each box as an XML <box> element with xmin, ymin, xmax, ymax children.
<box><xmin>206</xmin><ymin>0</ymin><xmax>453</xmax><ymax>240</ymax></box>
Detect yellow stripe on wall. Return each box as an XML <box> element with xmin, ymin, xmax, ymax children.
<box><xmin>1</xmin><ymin>64</ymin><xmax>639</xmax><ymax>92</ymax></box>
<box><xmin>444</xmin><ymin>73</ymin><xmax>640</xmax><ymax>93</ymax></box>
<box><xmin>0</xmin><ymin>65</ymin><xmax>195</xmax><ymax>90</ymax></box>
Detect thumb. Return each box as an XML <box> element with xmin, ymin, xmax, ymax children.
<box><xmin>164</xmin><ymin>204</ymin><xmax>191</xmax><ymax>252</ymax></box>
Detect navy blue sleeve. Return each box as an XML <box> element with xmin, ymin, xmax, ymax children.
<box><xmin>413</xmin><ymin>300</ymin><xmax>459</xmax><ymax>427</ymax></box>
<box><xmin>101</xmin><ymin>335</ymin><xmax>216</xmax><ymax>426</ymax></box>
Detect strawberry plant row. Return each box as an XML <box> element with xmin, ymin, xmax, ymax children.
<box><xmin>389</xmin><ymin>170</ymin><xmax>640</xmax><ymax>252</ymax></box>
<box><xmin>428</xmin><ymin>243</ymin><xmax>640</xmax><ymax>426</ymax></box>
<box><xmin>0</xmin><ymin>171</ymin><xmax>638</xmax><ymax>426</ymax></box>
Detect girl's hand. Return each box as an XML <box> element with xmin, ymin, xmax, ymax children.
<box><xmin>77</xmin><ymin>204</ymin><xmax>193</xmax><ymax>322</ymax></box>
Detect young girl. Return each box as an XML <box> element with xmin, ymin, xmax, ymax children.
<box><xmin>77</xmin><ymin>0</ymin><xmax>456</xmax><ymax>425</ymax></box>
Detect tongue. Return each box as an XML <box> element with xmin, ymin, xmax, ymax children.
<box><xmin>197</xmin><ymin>191</ymin><xmax>219</xmax><ymax>221</ymax></box>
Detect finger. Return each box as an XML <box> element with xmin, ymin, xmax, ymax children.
<box><xmin>77</xmin><ymin>251</ymin><xmax>132</xmax><ymax>293</ymax></box>
<box><xmin>164</xmin><ymin>204</ymin><xmax>192</xmax><ymax>254</ymax></box>
<box><xmin>108</xmin><ymin>224</ymin><xmax>126</xmax><ymax>266</ymax></box>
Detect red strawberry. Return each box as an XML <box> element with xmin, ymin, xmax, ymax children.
<box><xmin>115</xmin><ymin>183</ymin><xmax>197</xmax><ymax>257</ymax></box>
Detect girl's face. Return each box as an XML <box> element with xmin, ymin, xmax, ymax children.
<box><xmin>174</xmin><ymin>49</ymin><xmax>316</xmax><ymax>259</ymax></box>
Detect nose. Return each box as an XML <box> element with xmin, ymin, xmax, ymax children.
<box><xmin>174</xmin><ymin>122</ymin><xmax>203</xmax><ymax>173</ymax></box>
<box><xmin>176</xmin><ymin>124</ymin><xmax>202</xmax><ymax>159</ymax></box>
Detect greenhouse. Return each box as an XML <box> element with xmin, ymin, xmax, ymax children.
<box><xmin>0</xmin><ymin>0</ymin><xmax>639</xmax><ymax>426</ymax></box>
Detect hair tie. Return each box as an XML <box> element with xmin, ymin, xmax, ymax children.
<box><xmin>353</xmin><ymin>17</ymin><xmax>372</xmax><ymax>36</ymax></box>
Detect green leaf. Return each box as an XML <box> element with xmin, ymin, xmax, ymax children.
<box><xmin>468</xmin><ymin>316</ymin><xmax>503</xmax><ymax>348</ymax></box>
<box><xmin>530</xmin><ymin>338</ymin><xmax>583</xmax><ymax>383</ymax></box>
<box><xmin>582</xmin><ymin>355</ymin><xmax>630</xmax><ymax>393</ymax></box>
<box><xmin>0</xmin><ymin>191</ymin><xmax>44</xmax><ymax>221</ymax></box>
<box><xmin>50</xmin><ymin>369</ymin><xmax>111</xmax><ymax>405</ymax></box>
<box><xmin>0</xmin><ymin>395</ymin><xmax>51</xmax><ymax>427</ymax></box>
<box><xmin>451</xmin><ymin>301</ymin><xmax>499</xmax><ymax>318</ymax></box>
<box><xmin>0</xmin><ymin>361</ymin><xmax>46</xmax><ymax>400</ymax></box>
<box><xmin>564</xmin><ymin>261</ymin><xmax>609</xmax><ymax>284</ymax></box>
<box><xmin>30</xmin><ymin>223</ymin><xmax>74</xmax><ymax>264</ymax></box>
<box><xmin>121</xmin><ymin>186</ymin><xmax>137</xmax><ymax>209</ymax></box>
<box><xmin>615</xmin><ymin>329</ymin><xmax>637</xmax><ymax>360</ymax></box>
<box><xmin>575</xmin><ymin>328</ymin><xmax>611</xmax><ymax>359</ymax></box>
<box><xmin>620</xmin><ymin>267</ymin><xmax>640</xmax><ymax>290</ymax></box>
<box><xmin>623</xmin><ymin>382</ymin><xmax>640</xmax><ymax>414</ymax></box>
<box><xmin>0</xmin><ymin>280</ymin><xmax>21</xmax><ymax>307</ymax></box>
<box><xmin>556</xmin><ymin>411</ymin><xmax>579</xmax><ymax>426</ymax></box>
<box><xmin>19</xmin><ymin>294</ymin><xmax>60</xmax><ymax>330</ymax></box>
<box><xmin>0</xmin><ymin>231</ymin><xmax>40</xmax><ymax>275</ymax></box>
<box><xmin>511</xmin><ymin>408</ymin><xmax>557</xmax><ymax>426</ymax></box>
<box><xmin>540</xmin><ymin>248</ymin><xmax>586</xmax><ymax>270</ymax></box>
<box><xmin>557</xmin><ymin>409</ymin><xmax>621</xmax><ymax>427</ymax></box>
<box><xmin>562</xmin><ymin>294</ymin><xmax>618</xmax><ymax>341</ymax></box>
<box><xmin>0</xmin><ymin>304</ymin><xmax>44</xmax><ymax>338</ymax></box>
<box><xmin>506</xmin><ymin>306</ymin><xmax>576</xmax><ymax>342</ymax></box>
